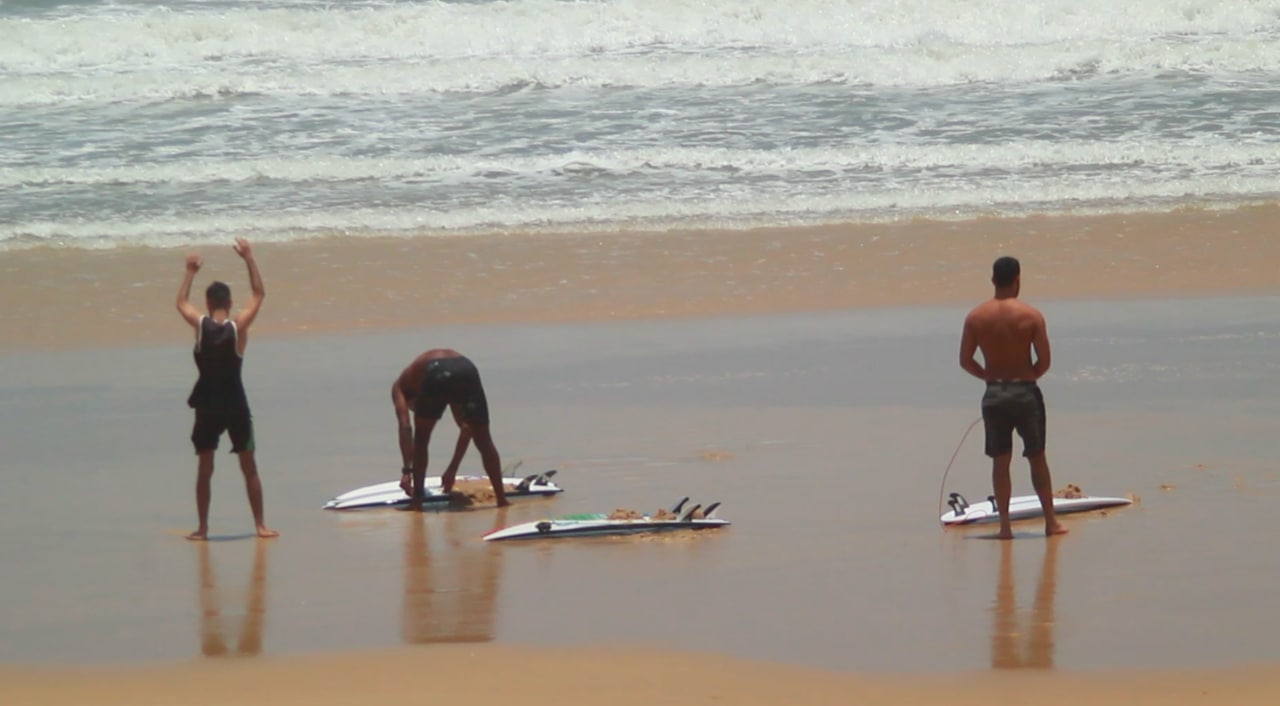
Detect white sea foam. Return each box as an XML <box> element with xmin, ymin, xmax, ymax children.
<box><xmin>1</xmin><ymin>0</ymin><xmax>1278</xmax><ymax>104</ymax></box>
<box><xmin>3</xmin><ymin>0</ymin><xmax>1279</xmax><ymax>249</ymax></box>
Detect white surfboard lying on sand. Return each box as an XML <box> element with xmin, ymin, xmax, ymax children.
<box><xmin>483</xmin><ymin>498</ymin><xmax>729</xmax><ymax>541</ymax></box>
<box><xmin>940</xmin><ymin>491</ymin><xmax>1131</xmax><ymax>526</ymax></box>
<box><xmin>323</xmin><ymin>470</ymin><xmax>563</xmax><ymax>510</ymax></box>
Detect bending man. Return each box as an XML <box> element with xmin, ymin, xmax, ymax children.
<box><xmin>391</xmin><ymin>349</ymin><xmax>510</xmax><ymax>510</ymax></box>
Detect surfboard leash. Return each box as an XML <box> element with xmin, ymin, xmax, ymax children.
<box><xmin>936</xmin><ymin>416</ymin><xmax>982</xmax><ymax>526</ymax></box>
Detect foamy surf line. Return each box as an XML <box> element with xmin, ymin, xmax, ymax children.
<box><xmin>4</xmin><ymin>0</ymin><xmax>1279</xmax><ymax>99</ymax></box>
<box><xmin>5</xmin><ymin>0</ymin><xmax>1280</xmax><ymax>250</ymax></box>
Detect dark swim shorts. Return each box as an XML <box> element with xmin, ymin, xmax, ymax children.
<box><xmin>413</xmin><ymin>356</ymin><xmax>490</xmax><ymax>425</ymax></box>
<box><xmin>981</xmin><ymin>381</ymin><xmax>1046</xmax><ymax>458</ymax></box>
<box><xmin>191</xmin><ymin>408</ymin><xmax>255</xmax><ymax>454</ymax></box>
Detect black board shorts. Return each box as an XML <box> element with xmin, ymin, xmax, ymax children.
<box><xmin>981</xmin><ymin>381</ymin><xmax>1046</xmax><ymax>458</ymax></box>
<box><xmin>191</xmin><ymin>408</ymin><xmax>255</xmax><ymax>454</ymax></box>
<box><xmin>413</xmin><ymin>356</ymin><xmax>490</xmax><ymax>426</ymax></box>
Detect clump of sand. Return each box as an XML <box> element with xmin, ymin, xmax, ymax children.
<box><xmin>1053</xmin><ymin>484</ymin><xmax>1084</xmax><ymax>499</ymax></box>
<box><xmin>608</xmin><ymin>508</ymin><xmax>645</xmax><ymax>520</ymax></box>
<box><xmin>447</xmin><ymin>479</ymin><xmax>517</xmax><ymax>507</ymax></box>
<box><xmin>697</xmin><ymin>449</ymin><xmax>734</xmax><ymax>462</ymax></box>
<box><xmin>607</xmin><ymin>506</ymin><xmax>704</xmax><ymax>520</ymax></box>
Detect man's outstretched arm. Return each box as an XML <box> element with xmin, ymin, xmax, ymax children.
<box><xmin>176</xmin><ymin>253</ymin><xmax>203</xmax><ymax>328</ymax></box>
<box><xmin>392</xmin><ymin>383</ymin><xmax>415</xmax><ymax>492</ymax></box>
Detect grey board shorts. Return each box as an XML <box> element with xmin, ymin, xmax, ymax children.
<box><xmin>981</xmin><ymin>381</ymin><xmax>1046</xmax><ymax>458</ymax></box>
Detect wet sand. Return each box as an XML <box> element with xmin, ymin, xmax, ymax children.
<box><xmin>3</xmin><ymin>208</ymin><xmax>1280</xmax><ymax>700</ymax></box>
<box><xmin>2</xmin><ymin>298</ymin><xmax>1279</xmax><ymax>673</ymax></box>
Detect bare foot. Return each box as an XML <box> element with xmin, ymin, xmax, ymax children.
<box><xmin>496</xmin><ymin>498</ymin><xmax>511</xmax><ymax>508</ymax></box>
<box><xmin>409</xmin><ymin>499</ymin><xmax>424</xmax><ymax>512</ymax></box>
<box><xmin>1045</xmin><ymin>523</ymin><xmax>1069</xmax><ymax>536</ymax></box>
<box><xmin>256</xmin><ymin>526</ymin><xmax>280</xmax><ymax>539</ymax></box>
<box><xmin>994</xmin><ymin>529</ymin><xmax>1014</xmax><ymax>540</ymax></box>
<box><xmin>399</xmin><ymin>475</ymin><xmax>413</xmax><ymax>496</ymax></box>
<box><xmin>186</xmin><ymin>530</ymin><xmax>209</xmax><ymax>541</ymax></box>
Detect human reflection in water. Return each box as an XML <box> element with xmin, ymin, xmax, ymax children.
<box><xmin>198</xmin><ymin>539</ymin><xmax>268</xmax><ymax>657</ymax></box>
<box><xmin>401</xmin><ymin>508</ymin><xmax>506</xmax><ymax>644</ymax></box>
<box><xmin>990</xmin><ymin>536</ymin><xmax>1060</xmax><ymax>669</ymax></box>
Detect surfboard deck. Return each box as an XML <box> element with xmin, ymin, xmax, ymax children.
<box><xmin>323</xmin><ymin>470</ymin><xmax>562</xmax><ymax>510</ymax></box>
<box><xmin>483</xmin><ymin>498</ymin><xmax>728</xmax><ymax>541</ymax></box>
<box><xmin>940</xmin><ymin>491</ymin><xmax>1132</xmax><ymax>526</ymax></box>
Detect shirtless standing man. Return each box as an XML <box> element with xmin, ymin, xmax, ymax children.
<box><xmin>391</xmin><ymin>349</ymin><xmax>510</xmax><ymax>510</ymax></box>
<box><xmin>959</xmin><ymin>256</ymin><xmax>1067</xmax><ymax>539</ymax></box>
<box><xmin>176</xmin><ymin>238</ymin><xmax>278</xmax><ymax>540</ymax></box>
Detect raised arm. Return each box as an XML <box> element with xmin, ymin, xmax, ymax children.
<box><xmin>1030</xmin><ymin>310</ymin><xmax>1051</xmax><ymax>379</ymax></box>
<box><xmin>176</xmin><ymin>253</ymin><xmax>203</xmax><ymax>328</ymax></box>
<box><xmin>958</xmin><ymin>315</ymin><xmax>987</xmax><ymax>380</ymax></box>
<box><xmin>232</xmin><ymin>238</ymin><xmax>265</xmax><ymax>332</ymax></box>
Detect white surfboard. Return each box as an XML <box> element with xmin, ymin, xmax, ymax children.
<box><xmin>483</xmin><ymin>498</ymin><xmax>729</xmax><ymax>541</ymax></box>
<box><xmin>940</xmin><ymin>491</ymin><xmax>1132</xmax><ymax>526</ymax></box>
<box><xmin>323</xmin><ymin>470</ymin><xmax>563</xmax><ymax>510</ymax></box>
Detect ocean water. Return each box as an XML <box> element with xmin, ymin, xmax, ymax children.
<box><xmin>2</xmin><ymin>0</ymin><xmax>1279</xmax><ymax>249</ymax></box>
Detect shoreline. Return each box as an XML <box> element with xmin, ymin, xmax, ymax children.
<box><xmin>3</xmin><ymin>643</ymin><xmax>1278</xmax><ymax>706</ymax></box>
<box><xmin>4</xmin><ymin>204</ymin><xmax>1280</xmax><ymax>352</ymax></box>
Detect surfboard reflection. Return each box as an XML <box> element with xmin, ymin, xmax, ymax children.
<box><xmin>401</xmin><ymin>509</ymin><xmax>505</xmax><ymax>644</ymax></box>
<box><xmin>990</xmin><ymin>537</ymin><xmax>1060</xmax><ymax>669</ymax></box>
<box><xmin>197</xmin><ymin>539</ymin><xmax>268</xmax><ymax>658</ymax></box>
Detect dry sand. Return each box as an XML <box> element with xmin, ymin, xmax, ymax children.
<box><xmin>4</xmin><ymin>205</ymin><xmax>1280</xmax><ymax>351</ymax></box>
<box><xmin>2</xmin><ymin>644</ymin><xmax>1278</xmax><ymax>706</ymax></box>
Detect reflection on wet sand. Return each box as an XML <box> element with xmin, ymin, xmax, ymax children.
<box><xmin>401</xmin><ymin>510</ymin><xmax>506</xmax><ymax>644</ymax></box>
<box><xmin>990</xmin><ymin>537</ymin><xmax>1060</xmax><ymax>669</ymax></box>
<box><xmin>197</xmin><ymin>540</ymin><xmax>268</xmax><ymax>658</ymax></box>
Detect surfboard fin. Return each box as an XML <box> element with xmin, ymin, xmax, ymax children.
<box><xmin>703</xmin><ymin>502</ymin><xmax>721</xmax><ymax>518</ymax></box>
<box><xmin>669</xmin><ymin>497</ymin><xmax>690</xmax><ymax>515</ymax></box>
<box><xmin>679</xmin><ymin>504</ymin><xmax>702</xmax><ymax>522</ymax></box>
<box><xmin>515</xmin><ymin>469</ymin><xmax>559</xmax><ymax>492</ymax></box>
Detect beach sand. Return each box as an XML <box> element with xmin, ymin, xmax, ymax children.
<box><xmin>3</xmin><ymin>204</ymin><xmax>1280</xmax><ymax>352</ymax></box>
<box><xmin>3</xmin><ymin>645</ymin><xmax>1279</xmax><ymax>706</ymax></box>
<box><xmin>3</xmin><ymin>207</ymin><xmax>1280</xmax><ymax>703</ymax></box>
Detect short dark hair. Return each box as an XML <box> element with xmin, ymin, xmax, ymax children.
<box><xmin>991</xmin><ymin>256</ymin><xmax>1020</xmax><ymax>287</ymax></box>
<box><xmin>206</xmin><ymin>281</ymin><xmax>232</xmax><ymax>310</ymax></box>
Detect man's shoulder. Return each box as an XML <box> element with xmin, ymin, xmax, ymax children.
<box><xmin>1015</xmin><ymin>299</ymin><xmax>1046</xmax><ymax>319</ymax></box>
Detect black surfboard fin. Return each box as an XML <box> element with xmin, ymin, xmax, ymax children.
<box><xmin>679</xmin><ymin>504</ymin><xmax>702</xmax><ymax>522</ymax></box>
<box><xmin>670</xmin><ymin>497</ymin><xmax>690</xmax><ymax>515</ymax></box>
<box><xmin>703</xmin><ymin>502</ymin><xmax>721</xmax><ymax>518</ymax></box>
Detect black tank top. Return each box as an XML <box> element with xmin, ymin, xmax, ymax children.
<box><xmin>187</xmin><ymin>316</ymin><xmax>249</xmax><ymax>412</ymax></box>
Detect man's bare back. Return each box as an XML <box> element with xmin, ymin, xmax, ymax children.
<box><xmin>393</xmin><ymin>348</ymin><xmax>464</xmax><ymax>400</ymax></box>
<box><xmin>959</xmin><ymin>298</ymin><xmax>1050</xmax><ymax>382</ymax></box>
